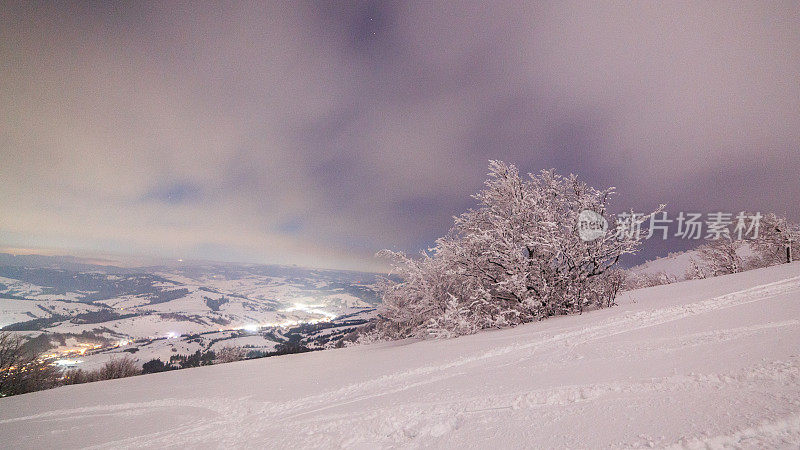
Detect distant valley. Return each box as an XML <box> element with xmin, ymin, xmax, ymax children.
<box><xmin>0</xmin><ymin>253</ymin><xmax>382</xmax><ymax>370</ymax></box>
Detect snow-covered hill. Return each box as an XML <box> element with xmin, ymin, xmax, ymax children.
<box><xmin>2</xmin><ymin>263</ymin><xmax>800</xmax><ymax>448</ymax></box>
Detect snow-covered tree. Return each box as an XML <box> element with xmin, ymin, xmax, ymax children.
<box><xmin>688</xmin><ymin>237</ymin><xmax>745</xmax><ymax>278</ymax></box>
<box><xmin>375</xmin><ymin>161</ymin><xmax>660</xmax><ymax>339</ymax></box>
<box><xmin>684</xmin><ymin>258</ymin><xmax>709</xmax><ymax>280</ymax></box>
<box><xmin>623</xmin><ymin>270</ymin><xmax>677</xmax><ymax>290</ymax></box>
<box><xmin>751</xmin><ymin>213</ymin><xmax>799</xmax><ymax>265</ymax></box>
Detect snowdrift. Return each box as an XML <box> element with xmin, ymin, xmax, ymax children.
<box><xmin>2</xmin><ymin>263</ymin><xmax>800</xmax><ymax>448</ymax></box>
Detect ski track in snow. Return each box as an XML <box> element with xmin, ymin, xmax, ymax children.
<box><xmin>4</xmin><ymin>274</ymin><xmax>800</xmax><ymax>448</ymax></box>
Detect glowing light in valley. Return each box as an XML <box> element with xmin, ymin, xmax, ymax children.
<box><xmin>232</xmin><ymin>315</ymin><xmax>334</xmax><ymax>333</ymax></box>
<box><xmin>45</xmin><ymin>343</ymin><xmax>103</xmax><ymax>359</ymax></box>
<box><xmin>54</xmin><ymin>359</ymin><xmax>82</xmax><ymax>366</ymax></box>
<box><xmin>284</xmin><ymin>302</ymin><xmax>337</xmax><ymax>319</ymax></box>
<box><xmin>166</xmin><ymin>331</ymin><xmax>180</xmax><ymax>339</ymax></box>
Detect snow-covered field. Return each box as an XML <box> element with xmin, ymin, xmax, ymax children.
<box><xmin>2</xmin><ymin>263</ymin><xmax>799</xmax><ymax>448</ymax></box>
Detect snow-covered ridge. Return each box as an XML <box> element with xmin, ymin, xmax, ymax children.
<box><xmin>2</xmin><ymin>262</ymin><xmax>799</xmax><ymax>448</ymax></box>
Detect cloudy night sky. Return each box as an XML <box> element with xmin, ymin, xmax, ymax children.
<box><xmin>1</xmin><ymin>1</ymin><xmax>798</xmax><ymax>271</ymax></box>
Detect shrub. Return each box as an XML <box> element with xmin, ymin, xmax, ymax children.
<box><xmin>215</xmin><ymin>346</ymin><xmax>247</xmax><ymax>363</ymax></box>
<box><xmin>64</xmin><ymin>356</ymin><xmax>141</xmax><ymax>385</ymax></box>
<box><xmin>98</xmin><ymin>356</ymin><xmax>140</xmax><ymax>380</ymax></box>
<box><xmin>141</xmin><ymin>358</ymin><xmax>168</xmax><ymax>374</ymax></box>
<box><xmin>624</xmin><ymin>271</ymin><xmax>677</xmax><ymax>289</ymax></box>
<box><xmin>0</xmin><ymin>331</ymin><xmax>61</xmax><ymax>397</ymax></box>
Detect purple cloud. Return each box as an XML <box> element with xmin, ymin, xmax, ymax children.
<box><xmin>1</xmin><ymin>1</ymin><xmax>798</xmax><ymax>270</ymax></box>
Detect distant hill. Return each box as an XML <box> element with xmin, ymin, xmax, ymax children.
<box><xmin>0</xmin><ymin>253</ymin><xmax>383</xmax><ymax>369</ymax></box>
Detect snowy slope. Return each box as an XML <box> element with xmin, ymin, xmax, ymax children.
<box><xmin>2</xmin><ymin>263</ymin><xmax>800</xmax><ymax>448</ymax></box>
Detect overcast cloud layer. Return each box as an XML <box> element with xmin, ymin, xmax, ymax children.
<box><xmin>1</xmin><ymin>1</ymin><xmax>799</xmax><ymax>271</ymax></box>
